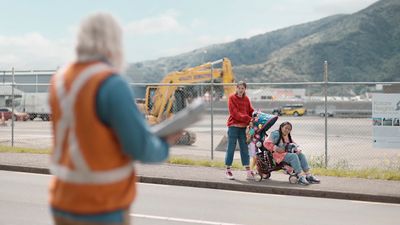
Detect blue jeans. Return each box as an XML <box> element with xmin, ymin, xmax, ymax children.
<box><xmin>225</xmin><ymin>126</ymin><xmax>249</xmax><ymax>167</ymax></box>
<box><xmin>52</xmin><ymin>208</ymin><xmax>130</xmax><ymax>225</ymax></box>
<box><xmin>283</xmin><ymin>152</ymin><xmax>310</xmax><ymax>174</ymax></box>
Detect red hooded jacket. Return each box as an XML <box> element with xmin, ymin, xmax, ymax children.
<box><xmin>227</xmin><ymin>93</ymin><xmax>254</xmax><ymax>127</ymax></box>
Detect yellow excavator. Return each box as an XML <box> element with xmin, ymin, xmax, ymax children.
<box><xmin>138</xmin><ymin>57</ymin><xmax>236</xmax><ymax>145</ymax></box>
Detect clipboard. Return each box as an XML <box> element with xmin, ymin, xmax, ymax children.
<box><xmin>151</xmin><ymin>98</ymin><xmax>206</xmax><ymax>137</ymax></box>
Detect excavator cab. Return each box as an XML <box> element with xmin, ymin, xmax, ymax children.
<box><xmin>171</xmin><ymin>88</ymin><xmax>187</xmax><ymax>113</ymax></box>
<box><xmin>145</xmin><ymin>86</ymin><xmax>158</xmax><ymax>113</ymax></box>
<box><xmin>144</xmin><ymin>85</ymin><xmax>188</xmax><ymax>125</ymax></box>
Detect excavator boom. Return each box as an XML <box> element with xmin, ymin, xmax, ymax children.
<box><xmin>141</xmin><ymin>58</ymin><xmax>236</xmax><ymax>145</ymax></box>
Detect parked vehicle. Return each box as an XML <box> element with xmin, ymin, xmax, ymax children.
<box><xmin>272</xmin><ymin>104</ymin><xmax>306</xmax><ymax>116</ymax></box>
<box><xmin>15</xmin><ymin>93</ymin><xmax>51</xmax><ymax>121</ymax></box>
<box><xmin>0</xmin><ymin>107</ymin><xmax>29</xmax><ymax>121</ymax></box>
<box><xmin>315</xmin><ymin>105</ymin><xmax>336</xmax><ymax>117</ymax></box>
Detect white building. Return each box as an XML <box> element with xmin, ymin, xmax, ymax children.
<box><xmin>0</xmin><ymin>84</ymin><xmax>24</xmax><ymax>107</ymax></box>
<box><xmin>246</xmin><ymin>88</ymin><xmax>306</xmax><ymax>101</ymax></box>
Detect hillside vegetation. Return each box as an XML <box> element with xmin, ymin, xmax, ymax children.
<box><xmin>126</xmin><ymin>0</ymin><xmax>400</xmax><ymax>83</ymax></box>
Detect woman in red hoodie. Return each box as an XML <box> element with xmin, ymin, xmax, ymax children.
<box><xmin>225</xmin><ymin>81</ymin><xmax>254</xmax><ymax>180</ymax></box>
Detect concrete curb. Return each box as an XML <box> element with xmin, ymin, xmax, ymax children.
<box><xmin>138</xmin><ymin>176</ymin><xmax>400</xmax><ymax>204</ymax></box>
<box><xmin>1</xmin><ymin>164</ymin><xmax>399</xmax><ymax>204</ymax></box>
<box><xmin>0</xmin><ymin>164</ymin><xmax>50</xmax><ymax>175</ymax></box>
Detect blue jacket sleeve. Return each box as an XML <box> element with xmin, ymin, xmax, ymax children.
<box><xmin>269</xmin><ymin>130</ymin><xmax>281</xmax><ymax>147</ymax></box>
<box><xmin>96</xmin><ymin>75</ymin><xmax>170</xmax><ymax>163</ymax></box>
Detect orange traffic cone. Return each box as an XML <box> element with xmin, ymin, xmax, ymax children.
<box><xmin>0</xmin><ymin>112</ymin><xmax>7</xmax><ymax>126</ymax></box>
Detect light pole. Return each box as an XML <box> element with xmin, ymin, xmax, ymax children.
<box><xmin>201</xmin><ymin>50</ymin><xmax>207</xmax><ymax>64</ymax></box>
<box><xmin>210</xmin><ymin>59</ymin><xmax>223</xmax><ymax>160</ymax></box>
<box><xmin>200</xmin><ymin>50</ymin><xmax>207</xmax><ymax>97</ymax></box>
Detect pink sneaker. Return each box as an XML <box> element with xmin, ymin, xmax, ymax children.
<box><xmin>225</xmin><ymin>170</ymin><xmax>235</xmax><ymax>180</ymax></box>
<box><xmin>246</xmin><ymin>170</ymin><xmax>255</xmax><ymax>180</ymax></box>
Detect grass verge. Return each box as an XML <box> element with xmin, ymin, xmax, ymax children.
<box><xmin>1</xmin><ymin>146</ymin><xmax>399</xmax><ymax>181</ymax></box>
<box><xmin>168</xmin><ymin>157</ymin><xmax>400</xmax><ymax>181</ymax></box>
<box><xmin>312</xmin><ymin>167</ymin><xmax>400</xmax><ymax>181</ymax></box>
<box><xmin>0</xmin><ymin>145</ymin><xmax>50</xmax><ymax>154</ymax></box>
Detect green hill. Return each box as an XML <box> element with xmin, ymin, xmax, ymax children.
<box><xmin>126</xmin><ymin>0</ymin><xmax>400</xmax><ymax>83</ymax></box>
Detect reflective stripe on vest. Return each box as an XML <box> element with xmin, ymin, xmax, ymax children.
<box><xmin>50</xmin><ymin>62</ymin><xmax>134</xmax><ymax>184</ymax></box>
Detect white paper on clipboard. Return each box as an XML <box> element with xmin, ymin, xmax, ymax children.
<box><xmin>151</xmin><ymin>98</ymin><xmax>206</xmax><ymax>137</ymax></box>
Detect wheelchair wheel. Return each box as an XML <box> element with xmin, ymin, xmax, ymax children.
<box><xmin>262</xmin><ymin>173</ymin><xmax>271</xmax><ymax>180</ymax></box>
<box><xmin>289</xmin><ymin>175</ymin><xmax>298</xmax><ymax>184</ymax></box>
<box><xmin>254</xmin><ymin>173</ymin><xmax>262</xmax><ymax>182</ymax></box>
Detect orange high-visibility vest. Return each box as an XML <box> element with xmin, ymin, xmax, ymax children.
<box><xmin>48</xmin><ymin>62</ymin><xmax>136</xmax><ymax>214</ymax></box>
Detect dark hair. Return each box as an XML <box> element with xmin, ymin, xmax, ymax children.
<box><xmin>277</xmin><ymin>121</ymin><xmax>293</xmax><ymax>145</ymax></box>
<box><xmin>236</xmin><ymin>80</ymin><xmax>247</xmax><ymax>89</ymax></box>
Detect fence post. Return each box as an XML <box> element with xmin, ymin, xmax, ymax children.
<box><xmin>35</xmin><ymin>71</ymin><xmax>38</xmax><ymax>93</ymax></box>
<box><xmin>210</xmin><ymin>66</ymin><xmax>214</xmax><ymax>160</ymax></box>
<box><xmin>11</xmin><ymin>67</ymin><xmax>15</xmax><ymax>147</ymax></box>
<box><xmin>324</xmin><ymin>61</ymin><xmax>328</xmax><ymax>168</ymax></box>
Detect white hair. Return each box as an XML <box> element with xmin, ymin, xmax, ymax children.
<box><xmin>75</xmin><ymin>12</ymin><xmax>124</xmax><ymax>72</ymax></box>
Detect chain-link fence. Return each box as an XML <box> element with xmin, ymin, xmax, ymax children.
<box><xmin>1</xmin><ymin>69</ymin><xmax>399</xmax><ymax>170</ymax></box>
<box><xmin>0</xmin><ymin>69</ymin><xmax>52</xmax><ymax>149</ymax></box>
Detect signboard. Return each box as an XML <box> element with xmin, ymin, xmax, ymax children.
<box><xmin>372</xmin><ymin>93</ymin><xmax>400</xmax><ymax>149</ymax></box>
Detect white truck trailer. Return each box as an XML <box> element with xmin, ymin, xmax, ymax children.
<box><xmin>16</xmin><ymin>93</ymin><xmax>51</xmax><ymax>121</ymax></box>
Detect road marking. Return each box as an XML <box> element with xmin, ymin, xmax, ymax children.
<box><xmin>4</xmin><ymin>171</ymin><xmax>49</xmax><ymax>176</ymax></box>
<box><xmin>140</xmin><ymin>183</ymin><xmax>287</xmax><ymax>198</ymax></box>
<box><xmin>218</xmin><ymin>189</ymin><xmax>287</xmax><ymax>197</ymax></box>
<box><xmin>350</xmin><ymin>200</ymin><xmax>400</xmax><ymax>206</ymax></box>
<box><xmin>131</xmin><ymin>213</ymin><xmax>244</xmax><ymax>225</ymax></box>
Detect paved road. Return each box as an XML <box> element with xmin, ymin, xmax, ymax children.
<box><xmin>1</xmin><ymin>170</ymin><xmax>399</xmax><ymax>225</ymax></box>
<box><xmin>0</xmin><ymin>116</ymin><xmax>399</xmax><ymax>168</ymax></box>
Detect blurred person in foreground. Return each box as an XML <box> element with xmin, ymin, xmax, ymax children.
<box><xmin>48</xmin><ymin>12</ymin><xmax>181</xmax><ymax>225</ymax></box>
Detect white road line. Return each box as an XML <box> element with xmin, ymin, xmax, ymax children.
<box><xmin>350</xmin><ymin>200</ymin><xmax>400</xmax><ymax>206</ymax></box>
<box><xmin>131</xmin><ymin>213</ymin><xmax>244</xmax><ymax>225</ymax></box>
<box><xmin>1</xmin><ymin>171</ymin><xmax>50</xmax><ymax>176</ymax></box>
<box><xmin>218</xmin><ymin>189</ymin><xmax>287</xmax><ymax>198</ymax></box>
<box><xmin>140</xmin><ymin>183</ymin><xmax>286</xmax><ymax>198</ymax></box>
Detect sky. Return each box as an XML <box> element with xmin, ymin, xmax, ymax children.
<box><xmin>0</xmin><ymin>0</ymin><xmax>379</xmax><ymax>70</ymax></box>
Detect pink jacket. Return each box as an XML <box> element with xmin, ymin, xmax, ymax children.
<box><xmin>263</xmin><ymin>130</ymin><xmax>292</xmax><ymax>164</ymax></box>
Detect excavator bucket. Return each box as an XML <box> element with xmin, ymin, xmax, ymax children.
<box><xmin>215</xmin><ymin>134</ymin><xmax>241</xmax><ymax>151</ymax></box>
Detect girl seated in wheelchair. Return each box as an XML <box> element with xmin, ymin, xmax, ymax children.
<box><xmin>263</xmin><ymin>121</ymin><xmax>320</xmax><ymax>185</ymax></box>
